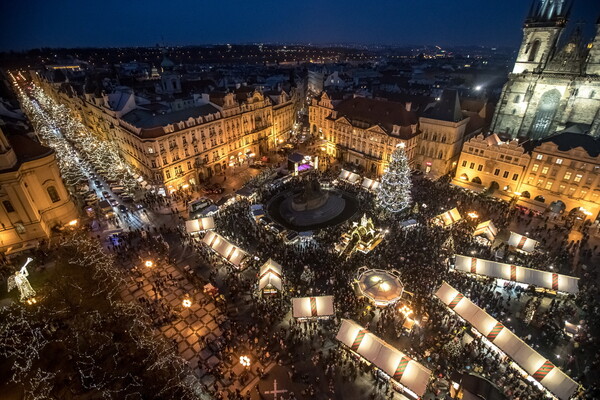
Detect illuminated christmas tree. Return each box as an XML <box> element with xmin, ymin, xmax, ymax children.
<box><xmin>376</xmin><ymin>143</ymin><xmax>412</xmax><ymax>214</ymax></box>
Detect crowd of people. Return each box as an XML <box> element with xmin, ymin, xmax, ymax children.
<box><xmin>185</xmin><ymin>170</ymin><xmax>600</xmax><ymax>399</ymax></box>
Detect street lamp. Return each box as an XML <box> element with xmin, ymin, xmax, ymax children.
<box><xmin>145</xmin><ymin>260</ymin><xmax>154</xmax><ymax>268</ymax></box>
<box><xmin>182</xmin><ymin>297</ymin><xmax>192</xmax><ymax>308</ymax></box>
<box><xmin>240</xmin><ymin>355</ymin><xmax>251</xmax><ymax>368</ymax></box>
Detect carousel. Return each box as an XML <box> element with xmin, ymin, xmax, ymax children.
<box><xmin>355</xmin><ymin>267</ymin><xmax>404</xmax><ymax>307</ymax></box>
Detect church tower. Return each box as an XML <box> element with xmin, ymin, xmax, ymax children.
<box><xmin>585</xmin><ymin>17</ymin><xmax>600</xmax><ymax>76</ymax></box>
<box><xmin>0</xmin><ymin>127</ymin><xmax>17</xmax><ymax>170</ymax></box>
<box><xmin>512</xmin><ymin>0</ymin><xmax>569</xmax><ymax>74</ymax></box>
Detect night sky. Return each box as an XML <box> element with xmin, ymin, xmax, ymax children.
<box><xmin>1</xmin><ymin>0</ymin><xmax>599</xmax><ymax>51</ymax></box>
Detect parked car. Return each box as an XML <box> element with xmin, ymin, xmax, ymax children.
<box><xmin>121</xmin><ymin>195</ymin><xmax>134</xmax><ymax>203</ymax></box>
<box><xmin>94</xmin><ymin>180</ymin><xmax>103</xmax><ymax>188</ymax></box>
<box><xmin>284</xmin><ymin>230</ymin><xmax>299</xmax><ymax>244</ymax></box>
<box><xmin>258</xmin><ymin>216</ymin><xmax>273</xmax><ymax>226</ymax></box>
<box><xmin>118</xmin><ymin>205</ymin><xmax>128</xmax><ymax>213</ymax></box>
<box><xmin>102</xmin><ymin>191</ymin><xmax>111</xmax><ymax>199</ymax></box>
<box><xmin>269</xmin><ymin>223</ymin><xmax>284</xmax><ymax>234</ymax></box>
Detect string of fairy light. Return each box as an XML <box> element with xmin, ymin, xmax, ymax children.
<box><xmin>0</xmin><ymin>232</ymin><xmax>203</xmax><ymax>399</ymax></box>
<box><xmin>15</xmin><ymin>83</ymin><xmax>141</xmax><ymax>194</ymax></box>
<box><xmin>3</xmin><ymin>82</ymin><xmax>206</xmax><ymax>398</ymax></box>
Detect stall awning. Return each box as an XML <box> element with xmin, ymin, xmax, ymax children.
<box><xmin>435</xmin><ymin>207</ymin><xmax>462</xmax><ymax>226</ymax></box>
<box><xmin>435</xmin><ymin>282</ymin><xmax>578</xmax><ymax>400</ymax></box>
<box><xmin>336</xmin><ymin>319</ymin><xmax>432</xmax><ymax>398</ymax></box>
<box><xmin>292</xmin><ymin>295</ymin><xmax>334</xmax><ymax>318</ymax></box>
<box><xmin>508</xmin><ymin>231</ymin><xmax>538</xmax><ymax>253</ymax></box>
<box><xmin>339</xmin><ymin>169</ymin><xmax>361</xmax><ymax>184</ymax></box>
<box><xmin>258</xmin><ymin>258</ymin><xmax>283</xmax><ymax>291</ymax></box>
<box><xmin>454</xmin><ymin>255</ymin><xmax>578</xmax><ymax>294</ymax></box>
<box><xmin>202</xmin><ymin>231</ymin><xmax>248</xmax><ymax>269</ymax></box>
<box><xmin>361</xmin><ymin>177</ymin><xmax>380</xmax><ymax>191</ymax></box>
<box><xmin>473</xmin><ymin>220</ymin><xmax>498</xmax><ymax>241</ymax></box>
<box><xmin>185</xmin><ymin>217</ymin><xmax>215</xmax><ymax>234</ymax></box>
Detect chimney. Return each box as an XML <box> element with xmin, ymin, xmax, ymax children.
<box><xmin>405</xmin><ymin>102</ymin><xmax>412</xmax><ymax>111</ymax></box>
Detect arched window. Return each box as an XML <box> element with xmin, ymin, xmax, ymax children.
<box><xmin>521</xmin><ymin>191</ymin><xmax>531</xmax><ymax>198</ymax></box>
<box><xmin>528</xmin><ymin>40</ymin><xmax>541</xmax><ymax>62</ymax></box>
<box><xmin>472</xmin><ymin>177</ymin><xmax>482</xmax><ymax>184</ymax></box>
<box><xmin>47</xmin><ymin>186</ymin><xmax>60</xmax><ymax>203</ymax></box>
<box><xmin>530</xmin><ymin>89</ymin><xmax>561</xmax><ymax>139</ymax></box>
<box><xmin>460</xmin><ymin>173</ymin><xmax>469</xmax><ymax>181</ymax></box>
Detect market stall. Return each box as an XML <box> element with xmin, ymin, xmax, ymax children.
<box><xmin>361</xmin><ymin>177</ymin><xmax>380</xmax><ymax>192</ymax></box>
<box><xmin>292</xmin><ymin>295</ymin><xmax>334</xmax><ymax>319</ymax></box>
<box><xmin>453</xmin><ymin>255</ymin><xmax>579</xmax><ymax>294</ymax></box>
<box><xmin>435</xmin><ymin>282</ymin><xmax>579</xmax><ymax>400</ymax></box>
<box><xmin>356</xmin><ymin>268</ymin><xmax>404</xmax><ymax>307</ymax></box>
<box><xmin>202</xmin><ymin>231</ymin><xmax>248</xmax><ymax>269</ymax></box>
<box><xmin>185</xmin><ymin>217</ymin><xmax>215</xmax><ymax>234</ymax></box>
<box><xmin>434</xmin><ymin>207</ymin><xmax>462</xmax><ymax>226</ymax></box>
<box><xmin>508</xmin><ymin>231</ymin><xmax>539</xmax><ymax>253</ymax></box>
<box><xmin>473</xmin><ymin>220</ymin><xmax>498</xmax><ymax>242</ymax></box>
<box><xmin>338</xmin><ymin>169</ymin><xmax>361</xmax><ymax>184</ymax></box>
<box><xmin>336</xmin><ymin>319</ymin><xmax>432</xmax><ymax>399</ymax></box>
<box><xmin>258</xmin><ymin>258</ymin><xmax>283</xmax><ymax>294</ymax></box>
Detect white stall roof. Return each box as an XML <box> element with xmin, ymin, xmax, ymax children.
<box><xmin>258</xmin><ymin>259</ymin><xmax>283</xmax><ymax>291</ymax></box>
<box><xmin>185</xmin><ymin>217</ymin><xmax>215</xmax><ymax>233</ymax></box>
<box><xmin>202</xmin><ymin>231</ymin><xmax>248</xmax><ymax>269</ymax></box>
<box><xmin>436</xmin><ymin>207</ymin><xmax>462</xmax><ymax>226</ymax></box>
<box><xmin>473</xmin><ymin>220</ymin><xmax>497</xmax><ymax>241</ymax></box>
<box><xmin>454</xmin><ymin>255</ymin><xmax>579</xmax><ymax>294</ymax></box>
<box><xmin>361</xmin><ymin>177</ymin><xmax>380</xmax><ymax>191</ymax></box>
<box><xmin>508</xmin><ymin>231</ymin><xmax>538</xmax><ymax>253</ymax></box>
<box><xmin>339</xmin><ymin>169</ymin><xmax>361</xmax><ymax>184</ymax></box>
<box><xmin>336</xmin><ymin>319</ymin><xmax>432</xmax><ymax>398</ymax></box>
<box><xmin>435</xmin><ymin>282</ymin><xmax>578</xmax><ymax>400</ymax></box>
<box><xmin>292</xmin><ymin>296</ymin><xmax>334</xmax><ymax>318</ymax></box>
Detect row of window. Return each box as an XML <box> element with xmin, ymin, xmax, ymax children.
<box><xmin>462</xmin><ymin>160</ymin><xmax>519</xmax><ymax>181</ymax></box>
<box><xmin>2</xmin><ymin>187</ymin><xmax>60</xmax><ymax>214</ymax></box>
<box><xmin>531</xmin><ymin>163</ymin><xmax>589</xmax><ymax>183</ymax></box>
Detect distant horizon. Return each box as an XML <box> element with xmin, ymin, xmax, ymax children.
<box><xmin>0</xmin><ymin>42</ymin><xmax>519</xmax><ymax>53</ymax></box>
<box><xmin>1</xmin><ymin>0</ymin><xmax>598</xmax><ymax>52</ymax></box>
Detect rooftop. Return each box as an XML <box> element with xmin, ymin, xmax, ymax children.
<box><xmin>333</xmin><ymin>97</ymin><xmax>418</xmax><ymax>138</ymax></box>
<box><xmin>121</xmin><ymin>104</ymin><xmax>221</xmax><ymax>138</ymax></box>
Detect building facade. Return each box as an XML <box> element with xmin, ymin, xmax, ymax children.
<box><xmin>310</xmin><ymin>93</ymin><xmax>419</xmax><ymax>176</ymax></box>
<box><xmin>490</xmin><ymin>1</ymin><xmax>600</xmax><ymax>140</ymax></box>
<box><xmin>454</xmin><ymin>131</ymin><xmax>600</xmax><ymax>217</ymax></box>
<box><xmin>0</xmin><ymin>128</ymin><xmax>78</xmax><ymax>249</ymax></box>
<box><xmin>33</xmin><ymin>74</ymin><xmax>299</xmax><ymax>191</ymax></box>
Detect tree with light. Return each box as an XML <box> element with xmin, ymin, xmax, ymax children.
<box><xmin>376</xmin><ymin>143</ymin><xmax>412</xmax><ymax>214</ymax></box>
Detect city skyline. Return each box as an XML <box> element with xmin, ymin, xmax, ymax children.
<box><xmin>1</xmin><ymin>0</ymin><xmax>599</xmax><ymax>51</ymax></box>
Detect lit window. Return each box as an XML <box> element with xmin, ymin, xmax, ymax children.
<box><xmin>559</xmin><ymin>185</ymin><xmax>566</xmax><ymax>193</ymax></box>
<box><xmin>536</xmin><ymin>154</ymin><xmax>543</xmax><ymax>160</ymax></box>
<box><xmin>532</xmin><ymin>164</ymin><xmax>539</xmax><ymax>172</ymax></box>
<box><xmin>556</xmin><ymin>158</ymin><xmax>563</xmax><ymax>164</ymax></box>
<box><xmin>574</xmin><ymin>174</ymin><xmax>583</xmax><ymax>183</ymax></box>
<box><xmin>564</xmin><ymin>172</ymin><xmax>572</xmax><ymax>180</ymax></box>
<box><xmin>544</xmin><ymin>181</ymin><xmax>553</xmax><ymax>190</ymax></box>
<box><xmin>541</xmin><ymin>166</ymin><xmax>549</xmax><ymax>174</ymax></box>
<box><xmin>147</xmin><ymin>147</ymin><xmax>154</xmax><ymax>154</ymax></box>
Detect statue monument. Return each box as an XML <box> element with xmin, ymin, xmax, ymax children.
<box><xmin>291</xmin><ymin>179</ymin><xmax>329</xmax><ymax>211</ymax></box>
